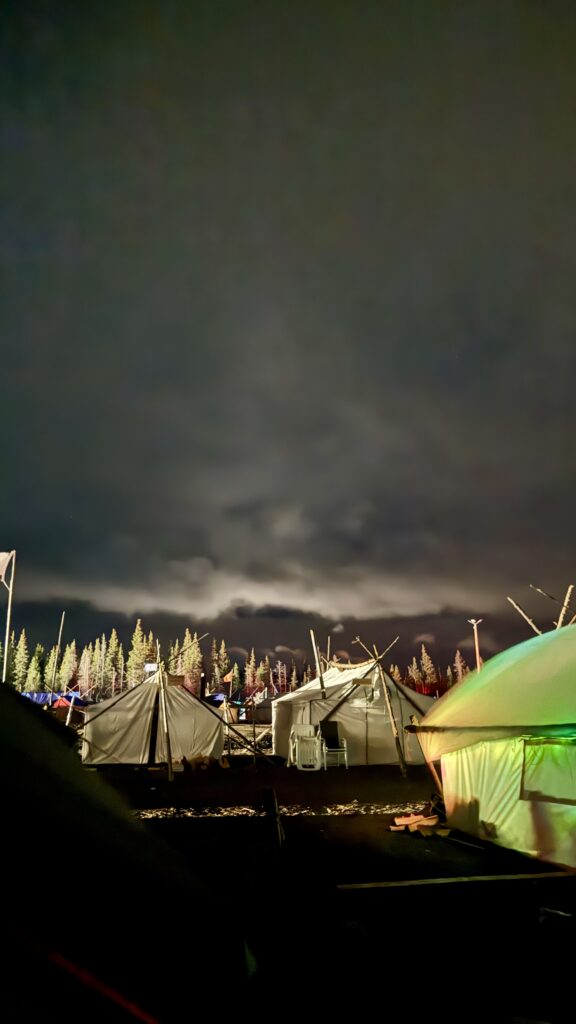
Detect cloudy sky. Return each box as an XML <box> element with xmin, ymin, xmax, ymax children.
<box><xmin>2</xmin><ymin>2</ymin><xmax>576</xmax><ymax>664</ymax></box>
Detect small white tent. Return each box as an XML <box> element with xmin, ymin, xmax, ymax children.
<box><xmin>82</xmin><ymin>675</ymin><xmax>224</xmax><ymax>766</ymax></box>
<box><xmin>272</xmin><ymin>661</ymin><xmax>434</xmax><ymax>766</ymax></box>
<box><xmin>415</xmin><ymin>626</ymin><xmax>576</xmax><ymax>867</ymax></box>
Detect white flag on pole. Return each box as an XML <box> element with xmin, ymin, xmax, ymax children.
<box><xmin>0</xmin><ymin>552</ymin><xmax>15</xmax><ymax>583</ymax></box>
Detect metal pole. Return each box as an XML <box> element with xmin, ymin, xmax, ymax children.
<box><xmin>1</xmin><ymin>551</ymin><xmax>16</xmax><ymax>684</ymax></box>
<box><xmin>467</xmin><ymin>619</ymin><xmax>483</xmax><ymax>672</ymax></box>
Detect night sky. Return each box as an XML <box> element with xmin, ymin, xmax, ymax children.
<box><xmin>2</xmin><ymin>2</ymin><xmax>576</xmax><ymax>667</ymax></box>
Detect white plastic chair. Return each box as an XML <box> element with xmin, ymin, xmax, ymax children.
<box><xmin>288</xmin><ymin>724</ymin><xmax>325</xmax><ymax>770</ymax></box>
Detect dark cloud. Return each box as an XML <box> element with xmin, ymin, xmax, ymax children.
<box><xmin>2</xmin><ymin>3</ymin><xmax>576</xmax><ymax>654</ymax></box>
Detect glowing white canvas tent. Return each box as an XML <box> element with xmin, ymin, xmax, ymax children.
<box><xmin>82</xmin><ymin>674</ymin><xmax>224</xmax><ymax>766</ymax></box>
<box><xmin>272</xmin><ymin>661</ymin><xmax>434</xmax><ymax>766</ymax></box>
<box><xmin>415</xmin><ymin>626</ymin><xmax>576</xmax><ymax>867</ymax></box>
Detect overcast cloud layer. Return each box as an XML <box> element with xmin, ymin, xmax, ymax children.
<box><xmin>2</xmin><ymin>3</ymin><xmax>576</xmax><ymax>642</ymax></box>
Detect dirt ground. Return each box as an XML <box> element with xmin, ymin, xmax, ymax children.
<box><xmin>94</xmin><ymin>757</ymin><xmax>576</xmax><ymax>1022</ymax></box>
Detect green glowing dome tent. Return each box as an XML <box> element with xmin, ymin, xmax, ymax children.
<box><xmin>415</xmin><ymin>625</ymin><xmax>576</xmax><ymax>867</ymax></box>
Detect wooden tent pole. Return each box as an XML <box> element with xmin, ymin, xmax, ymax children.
<box><xmin>506</xmin><ymin>597</ymin><xmax>542</xmax><ymax>635</ymax></box>
<box><xmin>157</xmin><ymin>651</ymin><xmax>173</xmax><ymax>782</ymax></box>
<box><xmin>556</xmin><ymin>584</ymin><xmax>574</xmax><ymax>629</ymax></box>
<box><xmin>376</xmin><ymin>660</ymin><xmax>407</xmax><ymax>778</ymax></box>
<box><xmin>310</xmin><ymin>629</ymin><xmax>326</xmax><ymax>698</ymax></box>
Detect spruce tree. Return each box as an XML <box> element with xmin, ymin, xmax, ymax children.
<box><xmin>390</xmin><ymin>664</ymin><xmax>403</xmax><ymax>684</ymax></box>
<box><xmin>126</xmin><ymin>619</ymin><xmax>147</xmax><ymax>686</ymax></box>
<box><xmin>231</xmin><ymin>662</ymin><xmax>241</xmax><ymax>693</ymax></box>
<box><xmin>43</xmin><ymin>645</ymin><xmax>59</xmax><ymax>692</ymax></box>
<box><xmin>104</xmin><ymin>629</ymin><xmax>121</xmax><ymax>695</ymax></box>
<box><xmin>290</xmin><ymin>663</ymin><xmax>298</xmax><ymax>690</ymax></box>
<box><xmin>58</xmin><ymin>641</ymin><xmax>78</xmax><ymax>692</ymax></box>
<box><xmin>210</xmin><ymin>638</ymin><xmax>219</xmax><ymax>689</ymax></box>
<box><xmin>77</xmin><ymin>644</ymin><xmax>94</xmax><ymax>698</ymax></box>
<box><xmin>13</xmin><ymin>629</ymin><xmax>29</xmax><ymax>691</ymax></box>
<box><xmin>420</xmin><ymin>644</ymin><xmax>438</xmax><ymax>686</ymax></box>
<box><xmin>25</xmin><ymin>644</ymin><xmax>44</xmax><ymax>692</ymax></box>
<box><xmin>181</xmin><ymin>630</ymin><xmax>203</xmax><ymax>694</ymax></box>
<box><xmin>218</xmin><ymin>639</ymin><xmax>230</xmax><ymax>679</ymax></box>
<box><xmin>445</xmin><ymin>665</ymin><xmax>454</xmax><ymax>688</ymax></box>
<box><xmin>91</xmin><ymin>636</ymin><xmax>103</xmax><ymax>697</ymax></box>
<box><xmin>244</xmin><ymin>648</ymin><xmax>256</xmax><ymax>693</ymax></box>
<box><xmin>406</xmin><ymin>657</ymin><xmax>423</xmax><ymax>688</ymax></box>
<box><xmin>453</xmin><ymin>650</ymin><xmax>468</xmax><ymax>682</ymax></box>
<box><xmin>146</xmin><ymin>630</ymin><xmax>156</xmax><ymax>662</ymax></box>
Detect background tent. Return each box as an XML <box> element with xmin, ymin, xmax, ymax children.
<box><xmin>415</xmin><ymin>626</ymin><xmax>576</xmax><ymax>867</ymax></box>
<box><xmin>82</xmin><ymin>674</ymin><xmax>224</xmax><ymax>765</ymax></box>
<box><xmin>273</xmin><ymin>661</ymin><xmax>434</xmax><ymax>766</ymax></box>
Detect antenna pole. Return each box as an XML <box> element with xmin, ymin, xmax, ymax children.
<box><xmin>467</xmin><ymin>619</ymin><xmax>483</xmax><ymax>672</ymax></box>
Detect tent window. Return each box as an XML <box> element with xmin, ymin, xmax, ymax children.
<box><xmin>520</xmin><ymin>739</ymin><xmax>576</xmax><ymax>805</ymax></box>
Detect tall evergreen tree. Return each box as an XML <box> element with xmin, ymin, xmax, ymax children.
<box><xmin>43</xmin><ymin>645</ymin><xmax>58</xmax><ymax>691</ymax></box>
<box><xmin>24</xmin><ymin>644</ymin><xmax>44</xmax><ymax>692</ymax></box>
<box><xmin>209</xmin><ymin>638</ymin><xmax>219</xmax><ymax>690</ymax></box>
<box><xmin>58</xmin><ymin>641</ymin><xmax>78</xmax><ymax>691</ymax></box>
<box><xmin>389</xmin><ymin>664</ymin><xmax>403</xmax><ymax>684</ymax></box>
<box><xmin>406</xmin><ymin>657</ymin><xmax>423</xmax><ymax>687</ymax></box>
<box><xmin>91</xmin><ymin>636</ymin><xmax>105</xmax><ymax>696</ymax></box>
<box><xmin>290</xmin><ymin>663</ymin><xmax>298</xmax><ymax>690</ymax></box>
<box><xmin>146</xmin><ymin>629</ymin><xmax>156</xmax><ymax>661</ymax></box>
<box><xmin>126</xmin><ymin>619</ymin><xmax>147</xmax><ymax>686</ymax></box>
<box><xmin>77</xmin><ymin>644</ymin><xmax>94</xmax><ymax>698</ymax></box>
<box><xmin>13</xmin><ymin>629</ymin><xmax>29</xmax><ymax>691</ymax></box>
<box><xmin>420</xmin><ymin>644</ymin><xmax>438</xmax><ymax>686</ymax></box>
<box><xmin>445</xmin><ymin>665</ymin><xmax>454</xmax><ymax>688</ymax></box>
<box><xmin>231</xmin><ymin>662</ymin><xmax>241</xmax><ymax>693</ymax></box>
<box><xmin>181</xmin><ymin>629</ymin><xmax>203</xmax><ymax>694</ymax></box>
<box><xmin>104</xmin><ymin>629</ymin><xmax>122</xmax><ymax>695</ymax></box>
<box><xmin>218</xmin><ymin>639</ymin><xmax>230</xmax><ymax>680</ymax></box>
<box><xmin>244</xmin><ymin>648</ymin><xmax>256</xmax><ymax>693</ymax></box>
<box><xmin>453</xmin><ymin>650</ymin><xmax>468</xmax><ymax>682</ymax></box>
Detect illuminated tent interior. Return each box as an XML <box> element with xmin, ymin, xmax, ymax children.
<box><xmin>272</xmin><ymin>660</ymin><xmax>434</xmax><ymax>766</ymax></box>
<box><xmin>82</xmin><ymin>673</ymin><xmax>224</xmax><ymax>766</ymax></box>
<box><xmin>415</xmin><ymin>625</ymin><xmax>576</xmax><ymax>868</ymax></box>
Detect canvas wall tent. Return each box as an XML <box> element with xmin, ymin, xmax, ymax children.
<box><xmin>82</xmin><ymin>674</ymin><xmax>224</xmax><ymax>766</ymax></box>
<box><xmin>414</xmin><ymin>625</ymin><xmax>576</xmax><ymax>868</ymax></box>
<box><xmin>272</xmin><ymin>661</ymin><xmax>434</xmax><ymax>766</ymax></box>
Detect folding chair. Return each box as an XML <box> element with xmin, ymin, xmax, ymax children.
<box><xmin>288</xmin><ymin>723</ymin><xmax>325</xmax><ymax>770</ymax></box>
<box><xmin>319</xmin><ymin>720</ymin><xmax>348</xmax><ymax>769</ymax></box>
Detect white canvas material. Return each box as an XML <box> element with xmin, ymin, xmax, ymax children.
<box><xmin>273</xmin><ymin>661</ymin><xmax>434</xmax><ymax>766</ymax></box>
<box><xmin>82</xmin><ymin>675</ymin><xmax>224</xmax><ymax>765</ymax></box>
<box><xmin>0</xmin><ymin>551</ymin><xmax>14</xmax><ymax>581</ymax></box>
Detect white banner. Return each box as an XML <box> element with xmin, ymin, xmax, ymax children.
<box><xmin>0</xmin><ymin>551</ymin><xmax>15</xmax><ymax>583</ymax></box>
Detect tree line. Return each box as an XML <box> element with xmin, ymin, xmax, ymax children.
<box><xmin>0</xmin><ymin>620</ymin><xmax>471</xmax><ymax>700</ymax></box>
